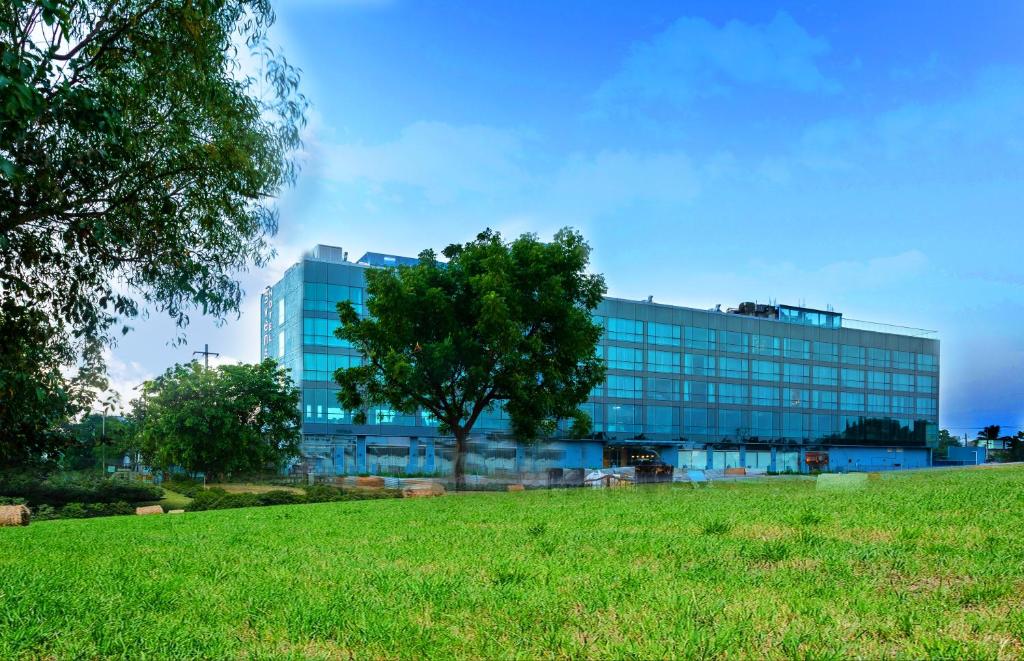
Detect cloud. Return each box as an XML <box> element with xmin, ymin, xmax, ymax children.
<box><xmin>594</xmin><ymin>12</ymin><xmax>840</xmax><ymax>113</ymax></box>
<box><xmin>797</xmin><ymin>67</ymin><xmax>1024</xmax><ymax>168</ymax></box>
<box><xmin>319</xmin><ymin>121</ymin><xmax>532</xmax><ymax>203</ymax></box>
<box><xmin>550</xmin><ymin>150</ymin><xmax>702</xmax><ymax>217</ymax></box>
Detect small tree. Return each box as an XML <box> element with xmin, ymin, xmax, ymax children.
<box><xmin>134</xmin><ymin>360</ymin><xmax>300</xmax><ymax>480</ymax></box>
<box><xmin>334</xmin><ymin>228</ymin><xmax>607</xmax><ymax>489</ymax></box>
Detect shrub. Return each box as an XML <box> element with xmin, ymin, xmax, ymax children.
<box><xmin>303</xmin><ymin>485</ymin><xmax>346</xmax><ymax>503</ymax></box>
<box><xmin>0</xmin><ymin>472</ymin><xmax>163</xmax><ymax>507</ymax></box>
<box><xmin>60</xmin><ymin>503</ymin><xmax>88</xmax><ymax>519</ymax></box>
<box><xmin>162</xmin><ymin>476</ymin><xmax>205</xmax><ymax>498</ymax></box>
<box><xmin>187</xmin><ymin>489</ymin><xmax>262</xmax><ymax>512</ymax></box>
<box><xmin>257</xmin><ymin>490</ymin><xmax>304</xmax><ymax>506</ymax></box>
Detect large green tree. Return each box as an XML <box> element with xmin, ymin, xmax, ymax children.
<box><xmin>133</xmin><ymin>359</ymin><xmax>301</xmax><ymax>480</ymax></box>
<box><xmin>334</xmin><ymin>228</ymin><xmax>607</xmax><ymax>489</ymax></box>
<box><xmin>0</xmin><ymin>0</ymin><xmax>306</xmax><ymax>465</ymax></box>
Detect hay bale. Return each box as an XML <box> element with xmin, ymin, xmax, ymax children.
<box><xmin>506</xmin><ymin>484</ymin><xmax>526</xmax><ymax>492</ymax></box>
<box><xmin>0</xmin><ymin>504</ymin><xmax>31</xmax><ymax>527</ymax></box>
<box><xmin>724</xmin><ymin>467</ymin><xmax>747</xmax><ymax>476</ymax></box>
<box><xmin>135</xmin><ymin>505</ymin><xmax>164</xmax><ymax>516</ymax></box>
<box><xmin>355</xmin><ymin>476</ymin><xmax>385</xmax><ymax>488</ymax></box>
<box><xmin>402</xmin><ymin>482</ymin><xmax>445</xmax><ymax>498</ymax></box>
<box><xmin>168</xmin><ymin>509</ymin><xmax>185</xmax><ymax>515</ymax></box>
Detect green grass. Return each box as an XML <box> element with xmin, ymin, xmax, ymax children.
<box><xmin>2</xmin><ymin>467</ymin><xmax>1023</xmax><ymax>659</ymax></box>
<box><xmin>156</xmin><ymin>488</ymin><xmax>192</xmax><ymax>511</ymax></box>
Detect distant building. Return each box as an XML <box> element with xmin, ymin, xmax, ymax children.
<box><xmin>261</xmin><ymin>245</ymin><xmax>940</xmax><ymax>476</ymax></box>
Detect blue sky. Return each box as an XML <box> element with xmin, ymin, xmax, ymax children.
<box><xmin>108</xmin><ymin>0</ymin><xmax>1024</xmax><ymax>437</ymax></box>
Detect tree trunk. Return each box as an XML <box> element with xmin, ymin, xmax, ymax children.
<box><xmin>453</xmin><ymin>429</ymin><xmax>467</xmax><ymax>492</ymax></box>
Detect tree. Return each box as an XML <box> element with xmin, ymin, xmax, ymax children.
<box><xmin>0</xmin><ymin>1</ymin><xmax>307</xmax><ymax>465</ymax></box>
<box><xmin>133</xmin><ymin>360</ymin><xmax>301</xmax><ymax>480</ymax></box>
<box><xmin>976</xmin><ymin>425</ymin><xmax>1002</xmax><ymax>448</ymax></box>
<box><xmin>334</xmin><ymin>228</ymin><xmax>607</xmax><ymax>489</ymax></box>
<box><xmin>936</xmin><ymin>428</ymin><xmax>959</xmax><ymax>456</ymax></box>
<box><xmin>60</xmin><ymin>413</ymin><xmax>136</xmax><ymax>471</ymax></box>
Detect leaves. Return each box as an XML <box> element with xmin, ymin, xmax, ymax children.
<box><xmin>132</xmin><ymin>359</ymin><xmax>301</xmax><ymax>478</ymax></box>
<box><xmin>334</xmin><ymin>228</ymin><xmax>608</xmax><ymax>482</ymax></box>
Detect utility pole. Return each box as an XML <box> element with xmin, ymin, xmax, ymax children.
<box><xmin>193</xmin><ymin>343</ymin><xmax>219</xmax><ymax>369</ymax></box>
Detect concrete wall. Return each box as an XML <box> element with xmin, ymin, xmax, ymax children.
<box><xmin>947</xmin><ymin>445</ymin><xmax>987</xmax><ymax>464</ymax></box>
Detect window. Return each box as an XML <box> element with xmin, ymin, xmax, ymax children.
<box><xmin>812</xmin><ymin>390</ymin><xmax>837</xmax><ymax>410</ymax></box>
<box><xmin>783</xmin><ymin>388</ymin><xmax>810</xmax><ymax>408</ymax></box>
<box><xmin>752</xmin><ymin>360</ymin><xmax>780</xmax><ymax>382</ymax></box>
<box><xmin>917</xmin><ymin>354</ymin><xmax>938</xmax><ymax>372</ymax></box>
<box><xmin>607</xmin><ymin>318</ymin><xmax>644</xmax><ymax>343</ymax></box>
<box><xmin>678</xmin><ymin>450</ymin><xmax>708</xmax><ymax>469</ymax></box>
<box><xmin>720</xmin><ymin>357</ymin><xmax>748</xmax><ymax>379</ymax></box>
<box><xmin>647</xmin><ymin>349</ymin><xmax>680</xmax><ymax>373</ymax></box>
<box><xmin>683</xmin><ymin>381</ymin><xmax>715</xmax><ymax>403</ymax></box>
<box><xmin>812</xmin><ymin>366</ymin><xmax>838</xmax><ymax>386</ymax></box>
<box><xmin>720</xmin><ymin>331</ymin><xmax>749</xmax><ymax>354</ymax></box>
<box><xmin>607</xmin><ymin>375</ymin><xmax>642</xmax><ymax>399</ymax></box>
<box><xmin>647</xmin><ymin>378</ymin><xmax>680</xmax><ymax>402</ymax></box>
<box><xmin>840</xmin><ymin>392</ymin><xmax>865</xmax><ymax>411</ymax></box>
<box><xmin>916</xmin><ymin>398</ymin><xmax>937</xmax><ymax>416</ymax></box>
<box><xmin>841</xmin><ymin>345</ymin><xmax>865</xmax><ymax>365</ymax></box>
<box><xmin>303</xmin><ymin>317</ymin><xmax>352</xmax><ymax>348</ymax></box>
<box><xmin>607</xmin><ymin>404</ymin><xmax>641</xmax><ymax>432</ymax></box>
<box><xmin>867</xmin><ymin>348</ymin><xmax>889</xmax><ymax>368</ymax></box>
<box><xmin>813</xmin><ymin>341</ymin><xmax>838</xmax><ymax>362</ymax></box>
<box><xmin>783</xmin><ymin>363</ymin><xmax>809</xmax><ymax>384</ymax></box>
<box><xmin>277</xmin><ymin>331</ymin><xmax>284</xmax><ymax>357</ymax></box>
<box><xmin>683</xmin><ymin>407</ymin><xmax>710</xmax><ymax>436</ymax></box>
<box><xmin>893</xmin><ymin>373</ymin><xmax>914</xmax><ymax>392</ymax></box>
<box><xmin>892</xmin><ymin>351</ymin><xmax>914</xmax><ymax>371</ymax></box>
<box><xmin>277</xmin><ymin>298</ymin><xmax>285</xmax><ymax>324</ymax></box>
<box><xmin>917</xmin><ymin>375</ymin><xmax>936</xmax><ymax>394</ymax></box>
<box><xmin>718</xmin><ymin>383</ymin><xmax>749</xmax><ymax>405</ymax></box>
<box><xmin>841</xmin><ymin>369</ymin><xmax>865</xmax><ymax>389</ymax></box>
<box><xmin>783</xmin><ymin>338</ymin><xmax>810</xmax><ymax>359</ymax></box>
<box><xmin>303</xmin><ymin>352</ymin><xmax>362</xmax><ymax>381</ymax></box>
<box><xmin>752</xmin><ymin>385</ymin><xmax>779</xmax><ymax>407</ymax></box>
<box><xmin>303</xmin><ymin>283</ymin><xmax>363</xmax><ymax>313</ymax></box>
<box><xmin>684</xmin><ymin>326</ymin><xmax>716</xmax><ymax>351</ymax></box>
<box><xmin>646</xmin><ymin>406</ymin><xmax>679</xmax><ymax>434</ymax></box>
<box><xmin>750</xmin><ymin>410</ymin><xmax>778</xmax><ymax>437</ymax></box>
<box><xmin>751</xmin><ymin>335</ymin><xmax>780</xmax><ymax>356</ymax></box>
<box><xmin>303</xmin><ymin>388</ymin><xmax>353</xmax><ymax>423</ymax></box>
<box><xmin>718</xmin><ymin>409</ymin><xmax>746</xmax><ymax>437</ymax></box>
<box><xmin>684</xmin><ymin>354</ymin><xmax>715</xmax><ymax>376</ymax></box>
<box><xmin>607</xmin><ymin>346</ymin><xmax>643</xmax><ymax>371</ymax></box>
<box><xmin>867</xmin><ymin>394</ymin><xmax>889</xmax><ymax>414</ymax></box>
<box><xmin>868</xmin><ymin>371</ymin><xmax>890</xmax><ymax>390</ymax></box>
<box><xmin>893</xmin><ymin>395</ymin><xmax>915</xmax><ymax>415</ymax></box>
<box><xmin>782</xmin><ymin>412</ymin><xmax>807</xmax><ymax>439</ymax></box>
<box><xmin>813</xmin><ymin>414</ymin><xmax>836</xmax><ymax>437</ymax></box>
<box><xmin>647</xmin><ymin>322</ymin><xmax>681</xmax><ymax>347</ymax></box>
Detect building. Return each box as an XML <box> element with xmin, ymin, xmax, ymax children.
<box><xmin>261</xmin><ymin>245</ymin><xmax>940</xmax><ymax>476</ymax></box>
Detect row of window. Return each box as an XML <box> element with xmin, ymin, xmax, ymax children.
<box><xmin>595</xmin><ymin>377</ymin><xmax>936</xmax><ymax>416</ymax></box>
<box><xmin>602</xmin><ymin>348</ymin><xmax>936</xmax><ymax>390</ymax></box>
<box><xmin>302</xmin><ymin>318</ymin><xmax>353</xmax><ymax>348</ymax></box>
<box><xmin>303</xmin><ymin>353</ymin><xmax>362</xmax><ymax>381</ymax></box>
<box><xmin>593</xmin><ymin>317</ymin><xmax>937</xmax><ymax>370</ymax></box>
<box><xmin>303</xmin><ymin>283</ymin><xmax>364</xmax><ymax>313</ymax></box>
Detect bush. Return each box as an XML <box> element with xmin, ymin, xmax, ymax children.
<box><xmin>162</xmin><ymin>476</ymin><xmax>205</xmax><ymax>498</ymax></box>
<box><xmin>187</xmin><ymin>488</ymin><xmax>261</xmax><ymax>512</ymax></box>
<box><xmin>0</xmin><ymin>472</ymin><xmax>163</xmax><ymax>507</ymax></box>
<box><xmin>257</xmin><ymin>490</ymin><xmax>304</xmax><ymax>506</ymax></box>
<box><xmin>303</xmin><ymin>484</ymin><xmax>345</xmax><ymax>503</ymax></box>
<box><xmin>60</xmin><ymin>502</ymin><xmax>88</xmax><ymax>519</ymax></box>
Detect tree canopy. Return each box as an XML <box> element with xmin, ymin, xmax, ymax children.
<box><xmin>0</xmin><ymin>0</ymin><xmax>306</xmax><ymax>465</ymax></box>
<box><xmin>334</xmin><ymin>228</ymin><xmax>607</xmax><ymax>487</ymax></box>
<box><xmin>133</xmin><ymin>359</ymin><xmax>301</xmax><ymax>479</ymax></box>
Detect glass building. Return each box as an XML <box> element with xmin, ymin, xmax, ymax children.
<box><xmin>262</xmin><ymin>245</ymin><xmax>940</xmax><ymax>475</ymax></box>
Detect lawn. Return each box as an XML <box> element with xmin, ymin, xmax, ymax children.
<box><xmin>1</xmin><ymin>467</ymin><xmax>1022</xmax><ymax>659</ymax></box>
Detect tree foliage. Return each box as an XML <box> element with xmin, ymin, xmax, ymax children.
<box><xmin>0</xmin><ymin>0</ymin><xmax>307</xmax><ymax>464</ymax></box>
<box><xmin>133</xmin><ymin>359</ymin><xmax>301</xmax><ymax>479</ymax></box>
<box><xmin>334</xmin><ymin>228</ymin><xmax>607</xmax><ymax>487</ymax></box>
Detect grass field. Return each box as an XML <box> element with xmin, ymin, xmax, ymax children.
<box><xmin>2</xmin><ymin>466</ymin><xmax>1023</xmax><ymax>659</ymax></box>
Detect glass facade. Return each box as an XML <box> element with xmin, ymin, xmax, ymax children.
<box><xmin>263</xmin><ymin>248</ymin><xmax>941</xmax><ymax>468</ymax></box>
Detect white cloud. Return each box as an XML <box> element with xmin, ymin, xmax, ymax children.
<box><xmin>319</xmin><ymin>121</ymin><xmax>532</xmax><ymax>203</ymax></box>
<box><xmin>594</xmin><ymin>12</ymin><xmax>840</xmax><ymax>113</ymax></box>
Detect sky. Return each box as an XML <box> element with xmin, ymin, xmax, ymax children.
<box><xmin>107</xmin><ymin>0</ymin><xmax>1024</xmax><ymax>437</ymax></box>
